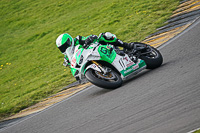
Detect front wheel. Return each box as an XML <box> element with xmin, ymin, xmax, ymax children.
<box><xmin>85</xmin><ymin>68</ymin><xmax>122</xmax><ymax>89</ymax></box>
<box><xmin>139</xmin><ymin>46</ymin><xmax>163</xmax><ymax>69</ymax></box>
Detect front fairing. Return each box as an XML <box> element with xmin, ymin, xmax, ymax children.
<box><xmin>69</xmin><ymin>45</ymin><xmax>80</xmax><ymax>76</ymax></box>
<box><xmin>97</xmin><ymin>45</ymin><xmax>117</xmax><ymax>64</ymax></box>
<box><xmin>64</xmin><ymin>42</ymin><xmax>76</xmax><ymax>62</ymax></box>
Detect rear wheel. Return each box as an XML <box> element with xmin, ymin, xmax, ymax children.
<box><xmin>139</xmin><ymin>46</ymin><xmax>163</xmax><ymax>69</ymax></box>
<box><xmin>85</xmin><ymin>67</ymin><xmax>122</xmax><ymax>89</ymax></box>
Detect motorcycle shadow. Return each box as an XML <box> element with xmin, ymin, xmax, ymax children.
<box><xmin>86</xmin><ymin>62</ymin><xmax>168</xmax><ymax>97</ymax></box>
<box><xmin>85</xmin><ymin>68</ymin><xmax>157</xmax><ymax>98</ymax></box>
<box><xmin>122</xmin><ymin>62</ymin><xmax>167</xmax><ymax>86</ymax></box>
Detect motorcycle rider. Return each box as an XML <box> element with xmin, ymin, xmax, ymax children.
<box><xmin>56</xmin><ymin>32</ymin><xmax>135</xmax><ymax>67</ymax></box>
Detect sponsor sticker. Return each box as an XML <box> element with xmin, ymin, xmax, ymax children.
<box><xmin>124</xmin><ymin>64</ymin><xmax>139</xmax><ymax>74</ymax></box>
<box><xmin>106</xmin><ymin>46</ymin><xmax>111</xmax><ymax>49</ymax></box>
<box><xmin>124</xmin><ymin>69</ymin><xmax>132</xmax><ymax>74</ymax></box>
<box><xmin>92</xmin><ymin>64</ymin><xmax>96</xmax><ymax>68</ymax></box>
<box><xmin>77</xmin><ymin>50</ymin><xmax>81</xmax><ymax>57</ymax></box>
<box><xmin>71</xmin><ymin>57</ymin><xmax>76</xmax><ymax>67</ymax></box>
<box><xmin>133</xmin><ymin>64</ymin><xmax>139</xmax><ymax>70</ymax></box>
<box><xmin>123</xmin><ymin>57</ymin><xmax>129</xmax><ymax>61</ymax></box>
<box><xmin>127</xmin><ymin>62</ymin><xmax>134</xmax><ymax>67</ymax></box>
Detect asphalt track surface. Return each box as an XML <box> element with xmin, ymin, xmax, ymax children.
<box><xmin>1</xmin><ymin>20</ymin><xmax>200</xmax><ymax>133</ymax></box>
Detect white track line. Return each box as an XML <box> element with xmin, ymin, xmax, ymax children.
<box><xmin>187</xmin><ymin>128</ymin><xmax>200</xmax><ymax>133</ymax></box>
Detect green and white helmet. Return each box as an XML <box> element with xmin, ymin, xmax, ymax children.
<box><xmin>56</xmin><ymin>33</ymin><xmax>74</xmax><ymax>53</ymax></box>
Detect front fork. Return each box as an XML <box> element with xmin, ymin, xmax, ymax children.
<box><xmin>91</xmin><ymin>61</ymin><xmax>110</xmax><ymax>74</ymax></box>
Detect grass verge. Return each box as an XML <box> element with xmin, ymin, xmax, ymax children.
<box><xmin>193</xmin><ymin>129</ymin><xmax>200</xmax><ymax>133</ymax></box>
<box><xmin>0</xmin><ymin>0</ymin><xmax>180</xmax><ymax>119</ymax></box>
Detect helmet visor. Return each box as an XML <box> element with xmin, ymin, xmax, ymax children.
<box><xmin>58</xmin><ymin>38</ymin><xmax>71</xmax><ymax>53</ymax></box>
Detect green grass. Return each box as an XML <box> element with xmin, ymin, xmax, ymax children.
<box><xmin>193</xmin><ymin>129</ymin><xmax>200</xmax><ymax>133</ymax></box>
<box><xmin>0</xmin><ymin>0</ymin><xmax>180</xmax><ymax>119</ymax></box>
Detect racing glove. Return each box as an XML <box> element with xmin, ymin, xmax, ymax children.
<box><xmin>84</xmin><ymin>35</ymin><xmax>98</xmax><ymax>46</ymax></box>
<box><xmin>63</xmin><ymin>57</ymin><xmax>70</xmax><ymax>67</ymax></box>
<box><xmin>123</xmin><ymin>42</ymin><xmax>135</xmax><ymax>50</ymax></box>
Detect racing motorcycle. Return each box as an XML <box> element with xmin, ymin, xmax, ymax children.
<box><xmin>66</xmin><ymin>42</ymin><xmax>163</xmax><ymax>89</ymax></box>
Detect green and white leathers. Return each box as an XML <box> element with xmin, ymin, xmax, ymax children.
<box><xmin>56</xmin><ymin>32</ymin><xmax>125</xmax><ymax>66</ymax></box>
<box><xmin>56</xmin><ymin>32</ymin><xmax>163</xmax><ymax>89</ymax></box>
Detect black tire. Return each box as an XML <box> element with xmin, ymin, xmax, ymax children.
<box><xmin>85</xmin><ymin>69</ymin><xmax>122</xmax><ymax>89</ymax></box>
<box><xmin>139</xmin><ymin>46</ymin><xmax>163</xmax><ymax>69</ymax></box>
